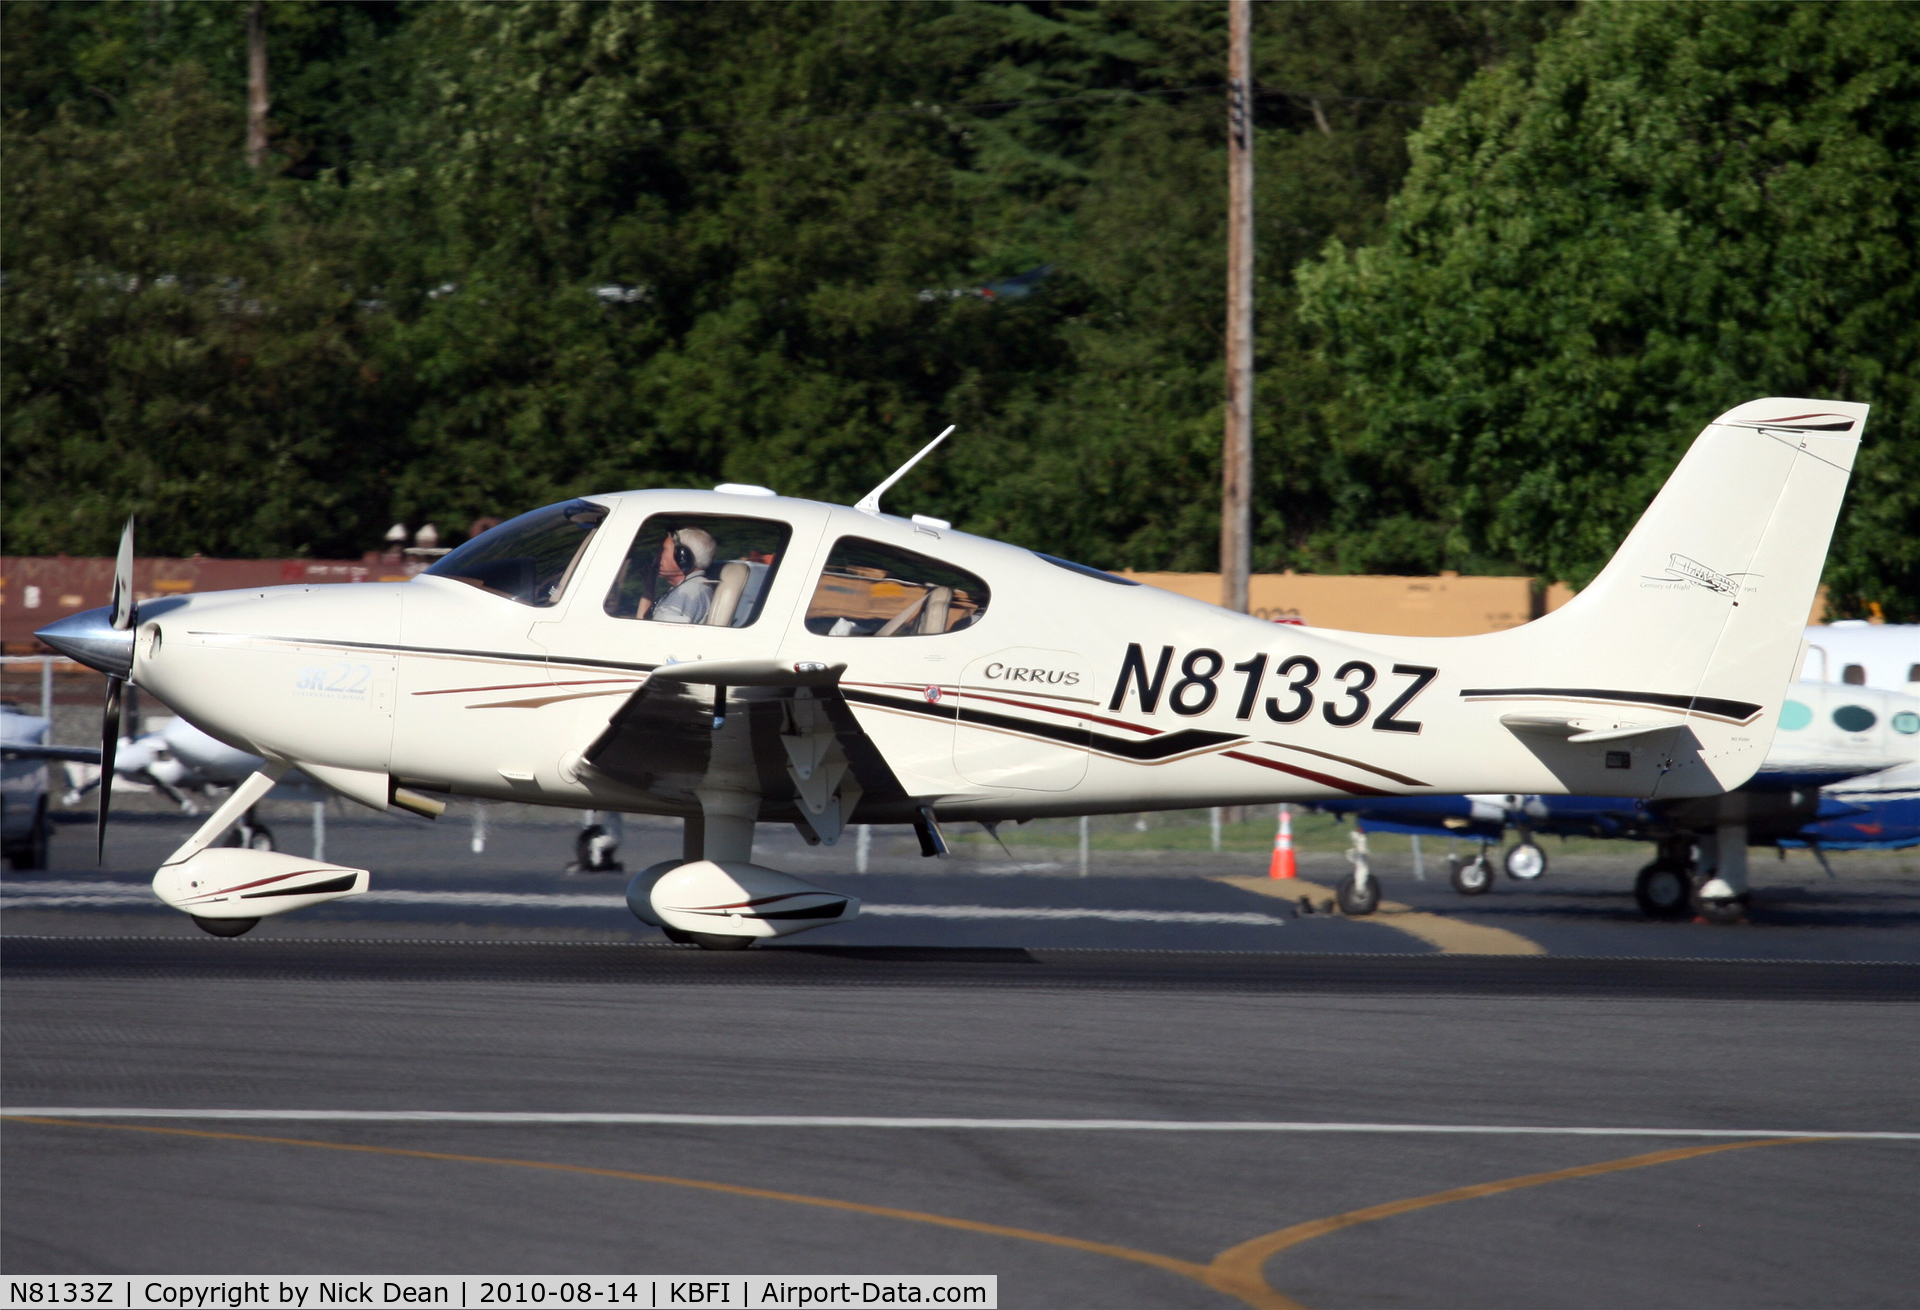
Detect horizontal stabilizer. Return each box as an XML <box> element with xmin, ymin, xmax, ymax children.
<box><xmin>1500</xmin><ymin>714</ymin><xmax>1676</xmax><ymax>744</ymax></box>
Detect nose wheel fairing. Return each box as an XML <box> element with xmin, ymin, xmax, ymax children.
<box><xmin>149</xmin><ymin>767</ymin><xmax>368</xmax><ymax>927</ymax></box>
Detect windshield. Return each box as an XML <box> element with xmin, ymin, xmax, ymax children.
<box><xmin>425</xmin><ymin>499</ymin><xmax>608</xmax><ymax>606</ymax></box>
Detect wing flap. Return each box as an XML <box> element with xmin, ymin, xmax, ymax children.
<box><xmin>582</xmin><ymin>666</ymin><xmax>910</xmax><ymax>823</ymax></box>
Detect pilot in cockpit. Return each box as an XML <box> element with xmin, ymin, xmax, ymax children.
<box><xmin>644</xmin><ymin>527</ymin><xmax>719</xmax><ymax>624</ymax></box>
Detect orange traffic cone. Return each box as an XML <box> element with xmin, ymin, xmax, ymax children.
<box><xmin>1268</xmin><ymin>804</ymin><xmax>1298</xmax><ymax>879</ymax></box>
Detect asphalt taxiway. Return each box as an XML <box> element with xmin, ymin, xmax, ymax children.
<box><xmin>5</xmin><ymin>811</ymin><xmax>1918</xmax><ymax>1307</ymax></box>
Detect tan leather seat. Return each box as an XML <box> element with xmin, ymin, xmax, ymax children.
<box><xmin>706</xmin><ymin>561</ymin><xmax>751</xmax><ymax>626</ymax></box>
<box><xmin>918</xmin><ymin>585</ymin><xmax>952</xmax><ymax>634</ymax></box>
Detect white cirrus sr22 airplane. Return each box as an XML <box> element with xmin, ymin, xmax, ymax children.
<box><xmin>36</xmin><ymin>399</ymin><xmax>1867</xmax><ymax>943</ymax></box>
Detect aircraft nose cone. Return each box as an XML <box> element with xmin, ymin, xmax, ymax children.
<box><xmin>35</xmin><ymin>606</ymin><xmax>134</xmax><ymax>679</ymax></box>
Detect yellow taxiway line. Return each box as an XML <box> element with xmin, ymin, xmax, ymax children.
<box><xmin>6</xmin><ymin>1116</ymin><xmax>1818</xmax><ymax>1309</ymax></box>
<box><xmin>1217</xmin><ymin>874</ymin><xmax>1547</xmax><ymax>955</ymax></box>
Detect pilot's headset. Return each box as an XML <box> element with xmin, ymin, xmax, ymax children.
<box><xmin>671</xmin><ymin>528</ymin><xmax>717</xmax><ymax>578</ymax></box>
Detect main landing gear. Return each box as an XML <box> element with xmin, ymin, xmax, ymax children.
<box><xmin>1447</xmin><ymin>834</ymin><xmax>1542</xmax><ymax>897</ymax></box>
<box><xmin>660</xmin><ymin>925</ymin><xmax>754</xmax><ymax>950</ymax></box>
<box><xmin>219</xmin><ymin>808</ymin><xmax>274</xmax><ymax>851</ymax></box>
<box><xmin>1503</xmin><ymin>838</ymin><xmax>1547</xmax><ymax>881</ymax></box>
<box><xmin>568</xmin><ymin>810</ymin><xmax>625</xmax><ymax>873</ymax></box>
<box><xmin>625</xmin><ymin>798</ymin><xmax>862</xmax><ymax>949</ymax></box>
<box><xmin>1449</xmin><ymin>843</ymin><xmax>1495</xmax><ymax>895</ymax></box>
<box><xmin>1634</xmin><ymin>858</ymin><xmax>1692</xmax><ymax>918</ymax></box>
<box><xmin>1632</xmin><ymin>828</ymin><xmax>1750</xmax><ymax>922</ymax></box>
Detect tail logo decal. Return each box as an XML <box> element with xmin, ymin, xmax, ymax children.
<box><xmin>1642</xmin><ymin>553</ymin><xmax>1757</xmax><ymax>597</ymax></box>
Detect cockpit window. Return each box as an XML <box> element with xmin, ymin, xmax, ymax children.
<box><xmin>425</xmin><ymin>499</ymin><xmax>607</xmax><ymax>606</ymax></box>
<box><xmin>807</xmin><ymin>537</ymin><xmax>988</xmax><ymax>636</ymax></box>
<box><xmin>604</xmin><ymin>514</ymin><xmax>792</xmax><ymax>627</ymax></box>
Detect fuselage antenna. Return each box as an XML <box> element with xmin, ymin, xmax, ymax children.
<box><xmin>854</xmin><ymin>424</ymin><xmax>957</xmax><ymax>516</ymax></box>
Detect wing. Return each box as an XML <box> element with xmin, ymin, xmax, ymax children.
<box><xmin>1</xmin><ymin>742</ymin><xmax>103</xmax><ymax>763</ymax></box>
<box><xmin>580</xmin><ymin>658</ymin><xmax>912</xmax><ymax>840</ymax></box>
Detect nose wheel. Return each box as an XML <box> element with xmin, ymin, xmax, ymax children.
<box><xmin>191</xmin><ymin>916</ymin><xmax>259</xmax><ymax>937</ymax></box>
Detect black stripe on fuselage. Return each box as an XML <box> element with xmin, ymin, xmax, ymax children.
<box><xmin>839</xmin><ymin>688</ymin><xmax>1240</xmax><ymax>761</ymax></box>
<box><xmin>1459</xmin><ymin>687</ymin><xmax>1762</xmax><ymax>723</ymax></box>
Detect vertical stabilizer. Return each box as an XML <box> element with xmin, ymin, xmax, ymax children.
<box><xmin>1469</xmin><ymin>399</ymin><xmax>1866</xmax><ymax>796</ymax></box>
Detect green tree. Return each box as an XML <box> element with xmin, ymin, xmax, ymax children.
<box><xmin>2</xmin><ymin>65</ymin><xmax>402</xmax><ymax>557</ymax></box>
<box><xmin>6</xmin><ymin>0</ymin><xmax>1567</xmax><ymax>568</ymax></box>
<box><xmin>1299</xmin><ymin>0</ymin><xmax>1920</xmax><ymax>614</ymax></box>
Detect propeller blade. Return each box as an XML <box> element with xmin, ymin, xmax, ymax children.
<box><xmin>111</xmin><ymin>515</ymin><xmax>136</xmax><ymax>630</ymax></box>
<box><xmin>97</xmin><ymin>675</ymin><xmax>123</xmax><ymax>863</ymax></box>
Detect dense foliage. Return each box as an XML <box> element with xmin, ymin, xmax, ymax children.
<box><xmin>1299</xmin><ymin>0</ymin><xmax>1920</xmax><ymax>612</ymax></box>
<box><xmin>4</xmin><ymin>2</ymin><xmax>1912</xmax><ymax>616</ymax></box>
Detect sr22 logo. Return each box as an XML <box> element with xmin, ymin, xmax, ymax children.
<box><xmin>296</xmin><ymin>662</ymin><xmax>372</xmax><ymax>697</ymax></box>
<box><xmin>1107</xmin><ymin>644</ymin><xmax>1438</xmax><ymax>733</ymax></box>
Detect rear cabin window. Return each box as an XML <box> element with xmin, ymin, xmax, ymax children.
<box><xmin>806</xmin><ymin>538</ymin><xmax>989</xmax><ymax>637</ymax></box>
<box><xmin>425</xmin><ymin>499</ymin><xmax>607</xmax><ymax>607</ymax></box>
<box><xmin>603</xmin><ymin>514</ymin><xmax>792</xmax><ymax>627</ymax></box>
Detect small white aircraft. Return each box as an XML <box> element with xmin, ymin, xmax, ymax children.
<box><xmin>59</xmin><ymin>714</ymin><xmax>313</xmax><ymax>847</ymax></box>
<box><xmin>37</xmin><ymin>399</ymin><xmax>1866</xmax><ymax>942</ymax></box>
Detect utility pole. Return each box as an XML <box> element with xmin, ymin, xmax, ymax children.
<box><xmin>246</xmin><ymin>1</ymin><xmax>270</xmax><ymax>171</ymax></box>
<box><xmin>1220</xmin><ymin>0</ymin><xmax>1255</xmax><ymax>614</ymax></box>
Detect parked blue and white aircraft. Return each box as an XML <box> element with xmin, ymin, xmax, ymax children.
<box><xmin>1316</xmin><ymin>679</ymin><xmax>1920</xmax><ymax>921</ymax></box>
<box><xmin>1799</xmin><ymin>621</ymin><xmax>1919</xmax><ymax>690</ymax></box>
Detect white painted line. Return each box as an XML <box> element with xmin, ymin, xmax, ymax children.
<box><xmin>362</xmin><ymin>890</ymin><xmax>627</xmax><ymax>909</ymax></box>
<box><xmin>860</xmin><ymin>904</ymin><xmax>1282</xmax><ymax>926</ymax></box>
<box><xmin>3</xmin><ymin>895</ymin><xmax>156</xmax><ymax>908</ymax></box>
<box><xmin>0</xmin><ymin>886</ymin><xmax>1284</xmax><ymax>925</ymax></box>
<box><xmin>3</xmin><ymin>1109</ymin><xmax>1916</xmax><ymax>1139</ymax></box>
<box><xmin>0</xmin><ymin>884</ymin><xmax>628</xmax><ymax>910</ymax></box>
